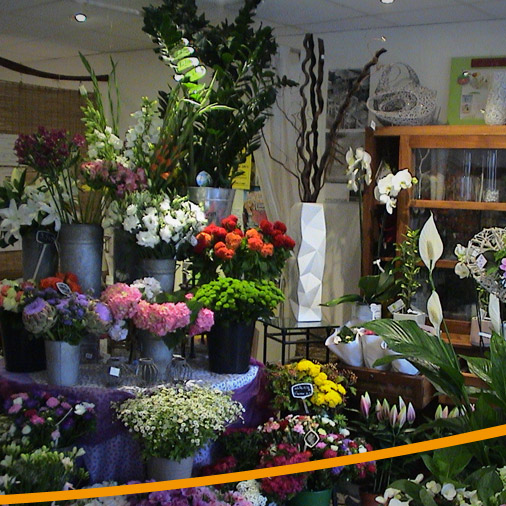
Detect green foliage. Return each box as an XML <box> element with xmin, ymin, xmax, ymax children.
<box><xmin>143</xmin><ymin>0</ymin><xmax>295</xmax><ymax>188</ymax></box>
<box><xmin>194</xmin><ymin>277</ymin><xmax>284</xmax><ymax>323</ymax></box>
<box><xmin>394</xmin><ymin>227</ymin><xmax>422</xmax><ymax>310</ymax></box>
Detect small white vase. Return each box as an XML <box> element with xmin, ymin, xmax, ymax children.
<box><xmin>361</xmin><ymin>333</ymin><xmax>390</xmax><ymax>370</ymax></box>
<box><xmin>484</xmin><ymin>70</ymin><xmax>506</xmax><ymax>125</ymax></box>
<box><xmin>147</xmin><ymin>455</ymin><xmax>194</xmax><ymax>481</ymax></box>
<box><xmin>325</xmin><ymin>331</ymin><xmax>364</xmax><ymax>367</ymax></box>
<box><xmin>44</xmin><ymin>340</ymin><xmax>81</xmax><ymax>386</ymax></box>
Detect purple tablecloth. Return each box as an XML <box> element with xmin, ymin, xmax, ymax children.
<box><xmin>0</xmin><ymin>359</ymin><xmax>269</xmax><ymax>484</ymax></box>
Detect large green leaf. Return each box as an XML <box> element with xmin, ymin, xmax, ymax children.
<box><xmin>321</xmin><ymin>294</ymin><xmax>362</xmax><ymax>306</ymax></box>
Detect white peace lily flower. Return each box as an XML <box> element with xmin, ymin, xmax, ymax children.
<box><xmin>419</xmin><ymin>213</ymin><xmax>443</xmax><ymax>272</ymax></box>
<box><xmin>441</xmin><ymin>483</ymin><xmax>457</xmax><ymax>501</ymax></box>
<box><xmin>427</xmin><ymin>290</ymin><xmax>443</xmax><ymax>335</ymax></box>
<box><xmin>489</xmin><ymin>293</ymin><xmax>502</xmax><ymax>334</ymax></box>
<box><xmin>454</xmin><ymin>262</ymin><xmax>470</xmax><ymax>279</ymax></box>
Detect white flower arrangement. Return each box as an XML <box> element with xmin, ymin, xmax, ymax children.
<box><xmin>376</xmin><ymin>475</ymin><xmax>482</xmax><ymax>506</ymax></box>
<box><xmin>114</xmin><ymin>384</ymin><xmax>243</xmax><ymax>461</ymax></box>
<box><xmin>374</xmin><ymin>166</ymin><xmax>417</xmax><ymax>214</ymax></box>
<box><xmin>236</xmin><ymin>480</ymin><xmax>268</xmax><ymax>506</ymax></box>
<box><xmin>114</xmin><ymin>191</ymin><xmax>207</xmax><ymax>259</ymax></box>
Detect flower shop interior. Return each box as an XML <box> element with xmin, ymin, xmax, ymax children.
<box><xmin>1</xmin><ymin>0</ymin><xmax>506</xmax><ymax>504</ymax></box>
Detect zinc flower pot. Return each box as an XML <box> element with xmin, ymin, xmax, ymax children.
<box><xmin>21</xmin><ymin>229</ymin><xmax>58</xmax><ymax>282</ymax></box>
<box><xmin>44</xmin><ymin>340</ymin><xmax>81</xmax><ymax>386</ymax></box>
<box><xmin>146</xmin><ymin>455</ymin><xmax>194</xmax><ymax>481</ymax></box>
<box><xmin>139</xmin><ymin>258</ymin><xmax>176</xmax><ymax>293</ymax></box>
<box><xmin>138</xmin><ymin>331</ymin><xmax>173</xmax><ymax>378</ymax></box>
<box><xmin>188</xmin><ymin>186</ymin><xmax>235</xmax><ymax>225</ymax></box>
<box><xmin>207</xmin><ymin>321</ymin><xmax>255</xmax><ymax>374</ymax></box>
<box><xmin>288</xmin><ymin>489</ymin><xmax>332</xmax><ymax>506</ymax></box>
<box><xmin>58</xmin><ymin>223</ymin><xmax>104</xmax><ymax>296</ymax></box>
<box><xmin>0</xmin><ymin>310</ymin><xmax>46</xmax><ymax>372</ymax></box>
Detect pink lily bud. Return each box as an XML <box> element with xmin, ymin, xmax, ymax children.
<box><xmin>435</xmin><ymin>404</ymin><xmax>443</xmax><ymax>419</ymax></box>
<box><xmin>449</xmin><ymin>407</ymin><xmax>459</xmax><ymax>418</ymax></box>
<box><xmin>389</xmin><ymin>405</ymin><xmax>398</xmax><ymax>427</ymax></box>
<box><xmin>360</xmin><ymin>392</ymin><xmax>371</xmax><ymax>418</ymax></box>
<box><xmin>375</xmin><ymin>400</ymin><xmax>383</xmax><ymax>421</ymax></box>
<box><xmin>398</xmin><ymin>396</ymin><xmax>406</xmax><ymax>411</ymax></box>
<box><xmin>442</xmin><ymin>406</ymin><xmax>449</xmax><ymax>419</ymax></box>
<box><xmin>397</xmin><ymin>405</ymin><xmax>407</xmax><ymax>428</ymax></box>
<box><xmin>407</xmin><ymin>402</ymin><xmax>416</xmax><ymax>424</ymax></box>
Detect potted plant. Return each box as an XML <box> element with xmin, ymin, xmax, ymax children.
<box><xmin>325</xmin><ymin>325</ymin><xmax>364</xmax><ymax>367</ymax></box>
<box><xmin>391</xmin><ymin>227</ymin><xmax>426</xmax><ymax>326</ymax></box>
<box><xmin>21</xmin><ymin>272</ymin><xmax>115</xmax><ymax>386</ymax></box>
<box><xmin>113</xmin><ymin>384</ymin><xmax>243</xmax><ymax>481</ymax></box>
<box><xmin>0</xmin><ymin>168</ymin><xmax>59</xmax><ymax>281</ymax></box>
<box><xmin>143</xmin><ymin>0</ymin><xmax>292</xmax><ymax>211</ymax></box>
<box><xmin>189</xmin><ymin>214</ymin><xmax>295</xmax><ymax>285</ymax></box>
<box><xmin>0</xmin><ymin>278</ymin><xmax>46</xmax><ymax>372</ymax></box>
<box><xmin>102</xmin><ymin>277</ymin><xmax>214</xmax><ymax>374</ymax></box>
<box><xmin>194</xmin><ymin>277</ymin><xmax>284</xmax><ymax>373</ymax></box>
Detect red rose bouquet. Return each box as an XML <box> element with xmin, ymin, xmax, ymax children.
<box><xmin>190</xmin><ymin>215</ymin><xmax>295</xmax><ymax>284</ymax></box>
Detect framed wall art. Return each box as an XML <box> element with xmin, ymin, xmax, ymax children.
<box><xmin>448</xmin><ymin>55</ymin><xmax>506</xmax><ymax>125</ymax></box>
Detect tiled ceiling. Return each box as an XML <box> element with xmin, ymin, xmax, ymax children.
<box><xmin>0</xmin><ymin>0</ymin><xmax>505</xmax><ymax>66</ymax></box>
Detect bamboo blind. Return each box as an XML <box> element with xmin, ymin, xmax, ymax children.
<box><xmin>0</xmin><ymin>79</ymin><xmax>87</xmax><ymax>278</ymax></box>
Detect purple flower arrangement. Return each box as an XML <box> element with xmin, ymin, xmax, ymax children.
<box><xmin>22</xmin><ymin>273</ymin><xmax>115</xmax><ymax>345</ymax></box>
<box><xmin>2</xmin><ymin>391</ymin><xmax>96</xmax><ymax>450</ymax></box>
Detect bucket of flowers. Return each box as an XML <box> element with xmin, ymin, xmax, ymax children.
<box><xmin>21</xmin><ymin>272</ymin><xmax>116</xmax><ymax>386</ymax></box>
<box><xmin>113</xmin><ymin>384</ymin><xmax>243</xmax><ymax>481</ymax></box>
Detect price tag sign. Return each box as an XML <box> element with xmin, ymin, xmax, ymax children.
<box><xmin>36</xmin><ymin>230</ymin><xmax>56</xmax><ymax>244</ymax></box>
<box><xmin>56</xmin><ymin>282</ymin><xmax>72</xmax><ymax>296</ymax></box>
<box><xmin>388</xmin><ymin>299</ymin><xmax>405</xmax><ymax>314</ymax></box>
<box><xmin>476</xmin><ymin>254</ymin><xmax>487</xmax><ymax>269</ymax></box>
<box><xmin>85</xmin><ymin>353</ymin><xmax>93</xmax><ymax>360</ymax></box>
<box><xmin>304</xmin><ymin>429</ymin><xmax>319</xmax><ymax>449</ymax></box>
<box><xmin>291</xmin><ymin>383</ymin><xmax>314</xmax><ymax>399</ymax></box>
<box><xmin>109</xmin><ymin>366</ymin><xmax>121</xmax><ymax>377</ymax></box>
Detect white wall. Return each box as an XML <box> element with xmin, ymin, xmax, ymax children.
<box><xmin>278</xmin><ymin>19</ymin><xmax>506</xmax><ymax>124</ymax></box>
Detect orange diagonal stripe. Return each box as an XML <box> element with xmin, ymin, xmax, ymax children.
<box><xmin>3</xmin><ymin>424</ymin><xmax>505</xmax><ymax>504</ymax></box>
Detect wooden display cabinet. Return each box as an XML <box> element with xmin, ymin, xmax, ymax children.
<box><xmin>363</xmin><ymin>125</ymin><xmax>506</xmax><ymax>346</ymax></box>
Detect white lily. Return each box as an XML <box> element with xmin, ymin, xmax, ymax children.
<box><xmin>419</xmin><ymin>213</ymin><xmax>443</xmax><ymax>272</ymax></box>
<box><xmin>427</xmin><ymin>290</ymin><xmax>443</xmax><ymax>335</ymax></box>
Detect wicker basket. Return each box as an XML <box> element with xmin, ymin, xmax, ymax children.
<box><xmin>367</xmin><ymin>63</ymin><xmax>437</xmax><ymax>126</ymax></box>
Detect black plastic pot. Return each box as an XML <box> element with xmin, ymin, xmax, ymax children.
<box><xmin>0</xmin><ymin>310</ymin><xmax>46</xmax><ymax>372</ymax></box>
<box><xmin>207</xmin><ymin>321</ymin><xmax>255</xmax><ymax>374</ymax></box>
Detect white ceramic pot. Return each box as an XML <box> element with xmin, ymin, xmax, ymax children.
<box><xmin>147</xmin><ymin>455</ymin><xmax>194</xmax><ymax>481</ymax></box>
<box><xmin>361</xmin><ymin>333</ymin><xmax>390</xmax><ymax>370</ymax></box>
<box><xmin>392</xmin><ymin>311</ymin><xmax>426</xmax><ymax>326</ymax></box>
<box><xmin>45</xmin><ymin>340</ymin><xmax>81</xmax><ymax>386</ymax></box>
<box><xmin>325</xmin><ymin>331</ymin><xmax>364</xmax><ymax>367</ymax></box>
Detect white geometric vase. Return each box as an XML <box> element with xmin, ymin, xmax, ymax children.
<box><xmin>289</xmin><ymin>202</ymin><xmax>326</xmax><ymax>322</ymax></box>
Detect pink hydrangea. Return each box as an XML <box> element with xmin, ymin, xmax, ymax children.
<box><xmin>189</xmin><ymin>308</ymin><xmax>214</xmax><ymax>337</ymax></box>
<box><xmin>102</xmin><ymin>283</ymin><xmax>142</xmax><ymax>319</ymax></box>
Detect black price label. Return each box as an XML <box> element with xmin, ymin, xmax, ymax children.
<box><xmin>291</xmin><ymin>383</ymin><xmax>314</xmax><ymax>399</ymax></box>
<box><xmin>56</xmin><ymin>282</ymin><xmax>72</xmax><ymax>296</ymax></box>
<box><xmin>36</xmin><ymin>230</ymin><xmax>56</xmax><ymax>245</ymax></box>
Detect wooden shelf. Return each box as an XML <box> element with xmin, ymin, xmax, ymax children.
<box><xmin>380</xmin><ymin>257</ymin><xmax>457</xmax><ymax>269</ymax></box>
<box><xmin>410</xmin><ymin>199</ymin><xmax>506</xmax><ymax>211</ymax></box>
<box><xmin>374</xmin><ymin>125</ymin><xmax>506</xmax><ymax>137</ymax></box>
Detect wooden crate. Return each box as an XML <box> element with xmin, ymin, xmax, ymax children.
<box><xmin>344</xmin><ymin>365</ymin><xmax>435</xmax><ymax>409</ymax></box>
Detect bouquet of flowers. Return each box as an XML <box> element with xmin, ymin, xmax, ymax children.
<box><xmin>191</xmin><ymin>215</ymin><xmax>295</xmax><ymax>284</ymax></box>
<box><xmin>21</xmin><ymin>272</ymin><xmax>114</xmax><ymax>344</ymax></box>
<box><xmin>101</xmin><ymin>277</ymin><xmax>214</xmax><ymax>349</ymax></box>
<box><xmin>0</xmin><ymin>443</ymin><xmax>88</xmax><ymax>494</ymax></box>
<box><xmin>114</xmin><ymin>385</ymin><xmax>243</xmax><ymax>461</ymax></box>
<box><xmin>194</xmin><ymin>277</ymin><xmax>284</xmax><ymax>324</ymax></box>
<box><xmin>2</xmin><ymin>391</ymin><xmax>96</xmax><ymax>450</ymax></box>
<box><xmin>0</xmin><ymin>279</ymin><xmax>34</xmax><ymax>313</ymax></box>
<box><xmin>108</xmin><ymin>191</ymin><xmax>207</xmax><ymax>260</ymax></box>
<box><xmin>265</xmin><ymin>359</ymin><xmax>352</xmax><ymax>416</ymax></box>
<box><xmin>0</xmin><ymin>168</ymin><xmax>61</xmax><ymax>248</ymax></box>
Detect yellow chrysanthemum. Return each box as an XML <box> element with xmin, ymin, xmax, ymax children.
<box><xmin>324</xmin><ymin>391</ymin><xmax>343</xmax><ymax>408</ymax></box>
<box><xmin>337</xmin><ymin>384</ymin><xmax>346</xmax><ymax>395</ymax></box>
<box><xmin>310</xmin><ymin>392</ymin><xmax>326</xmax><ymax>406</ymax></box>
<box><xmin>313</xmin><ymin>372</ymin><xmax>328</xmax><ymax>386</ymax></box>
<box><xmin>296</xmin><ymin>359</ymin><xmax>312</xmax><ymax>372</ymax></box>
<box><xmin>308</xmin><ymin>363</ymin><xmax>321</xmax><ymax>378</ymax></box>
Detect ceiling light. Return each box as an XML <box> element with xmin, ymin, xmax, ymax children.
<box><xmin>380</xmin><ymin>0</ymin><xmax>395</xmax><ymax>3</ymax></box>
<box><xmin>74</xmin><ymin>12</ymin><xmax>87</xmax><ymax>22</ymax></box>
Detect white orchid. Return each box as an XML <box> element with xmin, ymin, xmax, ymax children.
<box><xmin>419</xmin><ymin>213</ymin><xmax>443</xmax><ymax>272</ymax></box>
<box><xmin>346</xmin><ymin>146</ymin><xmax>372</xmax><ymax>190</ymax></box>
<box><xmin>375</xmin><ymin>168</ymin><xmax>416</xmax><ymax>214</ymax></box>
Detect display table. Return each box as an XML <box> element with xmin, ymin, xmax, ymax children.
<box><xmin>260</xmin><ymin>316</ymin><xmax>338</xmax><ymax>364</ymax></box>
<box><xmin>0</xmin><ymin>347</ymin><xmax>267</xmax><ymax>484</ymax></box>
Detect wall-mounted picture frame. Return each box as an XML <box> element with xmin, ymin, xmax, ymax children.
<box><xmin>448</xmin><ymin>55</ymin><xmax>506</xmax><ymax>125</ymax></box>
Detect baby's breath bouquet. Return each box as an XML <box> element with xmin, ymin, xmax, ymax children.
<box><xmin>114</xmin><ymin>385</ymin><xmax>243</xmax><ymax>461</ymax></box>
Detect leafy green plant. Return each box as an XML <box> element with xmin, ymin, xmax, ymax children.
<box><xmin>143</xmin><ymin>0</ymin><xmax>294</xmax><ymax>188</ymax></box>
<box><xmin>394</xmin><ymin>227</ymin><xmax>422</xmax><ymax>312</ymax></box>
